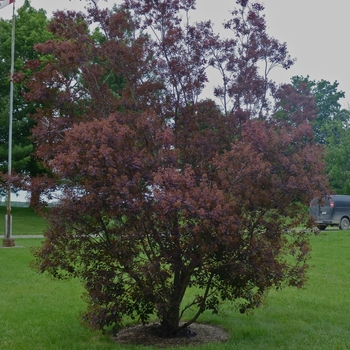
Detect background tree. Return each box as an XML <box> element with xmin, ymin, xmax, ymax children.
<box><xmin>30</xmin><ymin>0</ymin><xmax>328</xmax><ymax>337</ymax></box>
<box><xmin>0</xmin><ymin>0</ymin><xmax>53</xmax><ymax>204</ymax></box>
<box><xmin>291</xmin><ymin>75</ymin><xmax>350</xmax><ymax>193</ymax></box>
<box><xmin>324</xmin><ymin>123</ymin><xmax>350</xmax><ymax>194</ymax></box>
<box><xmin>290</xmin><ymin>75</ymin><xmax>350</xmax><ymax>144</ymax></box>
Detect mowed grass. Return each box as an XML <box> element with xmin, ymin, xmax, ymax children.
<box><xmin>0</xmin><ymin>206</ymin><xmax>47</xmax><ymax>235</ymax></box>
<box><xmin>1</xmin><ymin>230</ymin><xmax>350</xmax><ymax>349</ymax></box>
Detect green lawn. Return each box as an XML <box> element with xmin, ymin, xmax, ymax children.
<box><xmin>1</xmin><ymin>231</ymin><xmax>350</xmax><ymax>349</ymax></box>
<box><xmin>0</xmin><ymin>207</ymin><xmax>47</xmax><ymax>235</ymax></box>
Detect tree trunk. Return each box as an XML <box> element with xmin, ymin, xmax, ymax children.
<box><xmin>159</xmin><ymin>305</ymin><xmax>181</xmax><ymax>337</ymax></box>
<box><xmin>29</xmin><ymin>188</ymin><xmax>41</xmax><ymax>208</ymax></box>
<box><xmin>157</xmin><ymin>267</ymin><xmax>192</xmax><ymax>337</ymax></box>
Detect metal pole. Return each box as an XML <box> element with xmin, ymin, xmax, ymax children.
<box><xmin>3</xmin><ymin>0</ymin><xmax>16</xmax><ymax>247</ymax></box>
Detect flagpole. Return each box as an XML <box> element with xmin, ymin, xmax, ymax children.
<box><xmin>3</xmin><ymin>0</ymin><xmax>15</xmax><ymax>247</ymax></box>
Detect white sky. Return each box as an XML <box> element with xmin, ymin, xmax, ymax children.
<box><xmin>1</xmin><ymin>0</ymin><xmax>350</xmax><ymax>108</ymax></box>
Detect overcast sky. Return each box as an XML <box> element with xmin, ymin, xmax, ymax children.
<box><xmin>2</xmin><ymin>0</ymin><xmax>350</xmax><ymax>108</ymax></box>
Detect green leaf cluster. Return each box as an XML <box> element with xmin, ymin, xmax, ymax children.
<box><xmin>0</xmin><ymin>0</ymin><xmax>53</xmax><ymax>177</ymax></box>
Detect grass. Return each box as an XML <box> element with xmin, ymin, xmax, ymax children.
<box><xmin>0</xmin><ymin>207</ymin><xmax>47</xmax><ymax>235</ymax></box>
<box><xmin>1</xmin><ymin>229</ymin><xmax>350</xmax><ymax>349</ymax></box>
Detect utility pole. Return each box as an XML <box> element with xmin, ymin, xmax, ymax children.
<box><xmin>3</xmin><ymin>0</ymin><xmax>15</xmax><ymax>247</ymax></box>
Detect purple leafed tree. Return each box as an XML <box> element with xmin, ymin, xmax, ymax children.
<box><xmin>27</xmin><ymin>0</ymin><xmax>328</xmax><ymax>337</ymax></box>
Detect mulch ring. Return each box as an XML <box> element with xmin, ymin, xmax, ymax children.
<box><xmin>113</xmin><ymin>322</ymin><xmax>229</xmax><ymax>348</ymax></box>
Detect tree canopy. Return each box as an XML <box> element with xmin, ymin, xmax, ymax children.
<box><xmin>29</xmin><ymin>0</ymin><xmax>328</xmax><ymax>337</ymax></box>
<box><xmin>290</xmin><ymin>75</ymin><xmax>350</xmax><ymax>194</ymax></box>
<box><xmin>290</xmin><ymin>75</ymin><xmax>349</xmax><ymax>144</ymax></box>
<box><xmin>0</xmin><ymin>0</ymin><xmax>53</xmax><ymax>202</ymax></box>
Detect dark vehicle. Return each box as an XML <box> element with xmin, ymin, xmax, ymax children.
<box><xmin>310</xmin><ymin>195</ymin><xmax>350</xmax><ymax>230</ymax></box>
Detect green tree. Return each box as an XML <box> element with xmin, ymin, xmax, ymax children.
<box><xmin>290</xmin><ymin>76</ymin><xmax>350</xmax><ymax>193</ymax></box>
<box><xmin>291</xmin><ymin>75</ymin><xmax>349</xmax><ymax>144</ymax></box>
<box><xmin>0</xmin><ymin>0</ymin><xmax>53</xmax><ymax>204</ymax></box>
<box><xmin>324</xmin><ymin>121</ymin><xmax>350</xmax><ymax>194</ymax></box>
